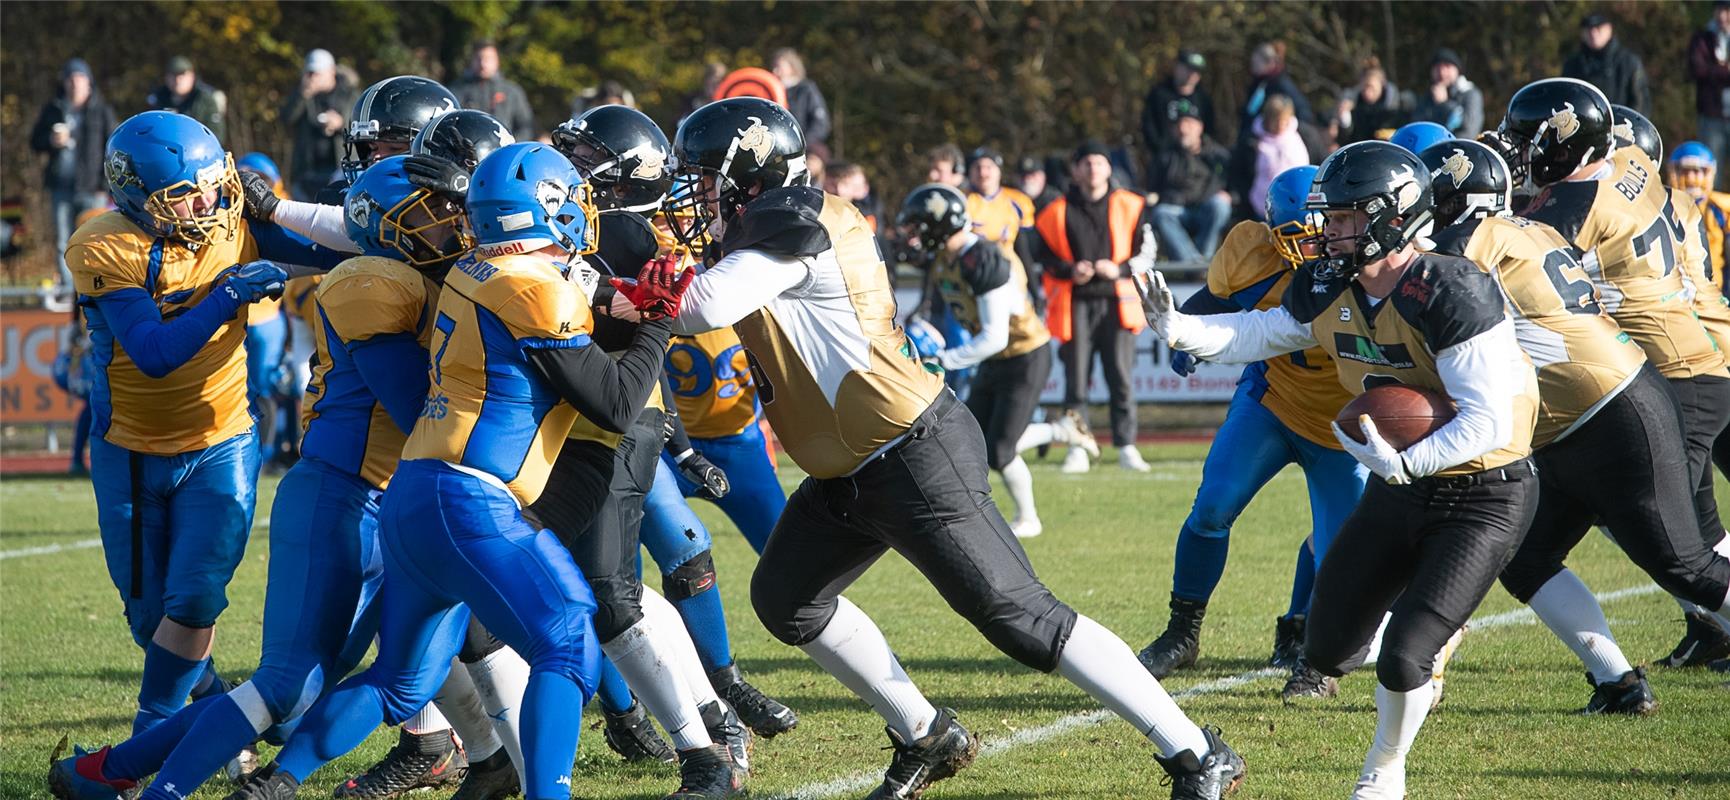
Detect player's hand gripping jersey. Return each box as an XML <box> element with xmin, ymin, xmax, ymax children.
<box><xmin>928</xmin><ymin>239</ymin><xmax>1050</xmax><ymax>363</ymax></box>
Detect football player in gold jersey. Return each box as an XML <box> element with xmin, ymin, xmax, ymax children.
<box><xmin>654</xmin><ymin>97</ymin><xmax>1244</xmax><ymax>800</ymax></box>
<box><xmin>1144</xmin><ymin>141</ymin><xmax>1539</xmax><ymax>800</ymax></box>
<box><xmin>1423</xmin><ymin>138</ymin><xmax>1730</xmax><ymax>714</ymax></box>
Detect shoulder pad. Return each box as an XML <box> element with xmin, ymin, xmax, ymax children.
<box><xmin>1391</xmin><ymin>254</ymin><xmax>1505</xmax><ymax>351</ymax></box>
<box><xmin>718</xmin><ymin>185</ymin><xmax>832</xmax><ymax>258</ymax></box>
<box><xmin>317</xmin><ymin>256</ymin><xmax>429</xmax><ymax>341</ymax></box>
<box><xmin>66</xmin><ymin>213</ymin><xmax>155</xmax><ymax>297</ymax></box>
<box><xmin>1280</xmin><ymin>265</ymin><xmax>1348</xmax><ymax>324</ymax></box>
<box><xmin>1427</xmin><ymin>217</ymin><xmax>1485</xmax><ymax>258</ymax></box>
<box><xmin>957</xmin><ymin>240</ymin><xmax>1013</xmax><ymax>295</ymax></box>
<box><xmin>1523</xmin><ymin>182</ymin><xmax>1598</xmax><ymax>246</ymax></box>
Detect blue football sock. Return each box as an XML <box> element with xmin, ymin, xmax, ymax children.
<box><xmin>594</xmin><ymin>657</ymin><xmax>633</xmax><ymax>715</ymax></box>
<box><xmin>102</xmin><ymin>695</ymin><xmax>219</xmax><ymax>781</ymax></box>
<box><xmin>1286</xmin><ymin>538</ymin><xmax>1318</xmax><ymax>618</ymax></box>
<box><xmin>134</xmin><ymin>642</ymin><xmax>208</xmax><ymax>734</ymax></box>
<box><xmin>519</xmin><ymin>672</ymin><xmax>584</xmax><ymax>800</ymax></box>
<box><xmin>140</xmin><ymin>694</ymin><xmax>261</xmax><ymax>800</ymax></box>
<box><xmin>1171</xmin><ymin>522</ymin><xmax>1230</xmax><ymax>603</ymax></box>
<box><xmin>670</xmin><ymin>585</ymin><xmax>733</xmax><ymax>674</ymax></box>
<box><xmin>273</xmin><ymin>679</ymin><xmax>386</xmax><ymax>783</ymax></box>
<box><xmin>189</xmin><ymin>658</ymin><xmax>221</xmax><ymax>699</ymax></box>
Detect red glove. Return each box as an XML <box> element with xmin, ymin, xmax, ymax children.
<box><xmin>609</xmin><ymin>254</ymin><xmax>695</xmax><ymax>320</ymax></box>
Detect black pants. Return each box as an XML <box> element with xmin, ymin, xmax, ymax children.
<box><xmin>1669</xmin><ymin>374</ymin><xmax>1730</xmax><ymax>545</ymax></box>
<box><xmin>1060</xmin><ymin>295</ymin><xmax>1137</xmax><ymax>447</ymax></box>
<box><xmin>966</xmin><ymin>344</ymin><xmax>1054</xmax><ymax>470</ymax></box>
<box><xmin>1503</xmin><ymin>366</ymin><xmax>1730</xmax><ymax>606</ymax></box>
<box><xmin>527</xmin><ymin>409</ymin><xmax>668</xmax><ymax>643</ymax></box>
<box><xmin>1711</xmin><ymin>423</ymin><xmax>1730</xmax><ymax>488</ymax></box>
<box><xmin>751</xmin><ymin>391</ymin><xmax>1079</xmax><ymax>672</ymax></box>
<box><xmin>1307</xmin><ymin>463</ymin><xmax>1538</xmax><ymax>691</ymax></box>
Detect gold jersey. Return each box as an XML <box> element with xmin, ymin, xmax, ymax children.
<box><xmin>1284</xmin><ymin>254</ymin><xmax>1539</xmax><ymax>475</ymax></box>
<box><xmin>929</xmin><ymin>238</ymin><xmax>1051</xmax><ymax>360</ymax></box>
<box><xmin>1432</xmin><ymin>215</ymin><xmax>1647</xmax><ymax>446</ymax></box>
<box><xmin>1525</xmin><ymin>149</ymin><xmax>1727</xmax><ymax>379</ymax></box>
<box><xmin>966</xmin><ymin>187</ymin><xmax>1036</xmax><ymax>248</ymax></box>
<box><xmin>667</xmin><ymin>328</ymin><xmax>759</xmax><ymax>439</ymax></box>
<box><xmin>1674</xmin><ymin>189</ymin><xmax>1730</xmax><ymax>350</ymax></box>
<box><xmin>725</xmin><ymin>188</ymin><xmax>947</xmax><ymax>479</ymax></box>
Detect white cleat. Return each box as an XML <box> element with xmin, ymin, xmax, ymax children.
<box><xmin>1055</xmin><ymin>410</ymin><xmax>1100</xmax><ymax>459</ymax></box>
<box><xmin>1351</xmin><ymin>767</ymin><xmax>1406</xmax><ymax>800</ymax></box>
<box><xmin>1060</xmin><ymin>446</ymin><xmax>1092</xmax><ymax>474</ymax></box>
<box><xmin>225</xmin><ymin>744</ymin><xmax>261</xmax><ymax>784</ymax></box>
<box><xmin>1118</xmin><ymin>447</ymin><xmax>1152</xmax><ymax>473</ymax></box>
<box><xmin>1430</xmin><ymin>625</ymin><xmax>1467</xmax><ymax>710</ymax></box>
<box><xmin>1010</xmin><ymin>517</ymin><xmax>1044</xmax><ymax>539</ymax></box>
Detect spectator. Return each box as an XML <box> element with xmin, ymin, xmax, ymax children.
<box><xmin>1238</xmin><ymin>95</ymin><xmax>1310</xmax><ymax>222</ymax></box>
<box><xmin>1147</xmin><ymin>105</ymin><xmax>1232</xmax><ymax>263</ymax></box>
<box><xmin>1336</xmin><ymin>58</ymin><xmax>1411</xmax><ymax>144</ymax></box>
<box><xmin>827</xmin><ymin>161</ymin><xmax>880</xmax><ymax>230</ymax></box>
<box><xmin>1240</xmin><ymin>41</ymin><xmax>1312</xmax><ymax>133</ymax></box>
<box><xmin>571</xmin><ymin>79</ymin><xmax>636</xmax><ymax>117</ymax></box>
<box><xmin>1142</xmin><ymin>50</ymin><xmax>1216</xmax><ymax>160</ymax></box>
<box><xmin>1412</xmin><ymin>48</ymin><xmax>1484</xmax><ymax>136</ymax></box>
<box><xmin>770</xmin><ymin>48</ymin><xmax>832</xmax><ymax>154</ymax></box>
<box><xmin>1688</xmin><ymin>2</ymin><xmax>1730</xmax><ymax>191</ymax></box>
<box><xmin>805</xmin><ymin>149</ymin><xmax>828</xmax><ymax>190</ymax></box>
<box><xmin>964</xmin><ymin>147</ymin><xmax>1036</xmax><ymax>249</ymax></box>
<box><xmin>29</xmin><ymin>58</ymin><xmax>117</xmax><ymax>287</ymax></box>
<box><xmin>145</xmin><ymin>56</ymin><xmax>227</xmax><ymax>140</ymax></box>
<box><xmin>681</xmin><ymin>61</ymin><xmax>729</xmax><ymax>120</ymax></box>
<box><xmin>280</xmin><ymin>48</ymin><xmax>357</xmax><ymax>200</ymax></box>
<box><xmin>1016</xmin><ymin>156</ymin><xmax>1060</xmax><ymax>212</ymax></box>
<box><xmin>1564</xmin><ymin>14</ymin><xmax>1651</xmax><ymax>114</ymax></box>
<box><xmin>453</xmin><ymin>41</ymin><xmax>535</xmax><ymax>140</ymax></box>
<box><xmin>1033</xmin><ymin>141</ymin><xmax>1155</xmax><ymax>473</ymax></box>
<box><xmin>927</xmin><ymin>143</ymin><xmax>966</xmax><ymax>187</ymax></box>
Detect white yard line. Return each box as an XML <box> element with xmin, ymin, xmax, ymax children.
<box><xmin>767</xmin><ymin>581</ymin><xmax>1666</xmax><ymax>800</ymax></box>
<box><xmin>0</xmin><ymin>520</ymin><xmax>272</xmax><ymax>561</ymax></box>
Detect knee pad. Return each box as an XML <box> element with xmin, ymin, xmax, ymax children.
<box><xmin>972</xmin><ymin>597</ymin><xmax>1078</xmax><ymax>673</ymax></box>
<box><xmin>591</xmin><ymin>576</ymin><xmax>645</xmax><ymax>643</ymax></box>
<box><xmin>458</xmin><ymin>616</ymin><xmax>506</xmax><ymax>664</ymax></box>
<box><xmin>1185</xmin><ymin>499</ymin><xmax>1241</xmax><ymax>537</ymax></box>
<box><xmin>662</xmin><ymin>550</ymin><xmax>718</xmax><ymax>601</ymax></box>
<box><xmin>1303</xmin><ymin>636</ymin><xmax>1366</xmax><ymax>679</ymax></box>
<box><xmin>1375</xmin><ymin>650</ymin><xmax>1433</xmax><ymax>693</ymax></box>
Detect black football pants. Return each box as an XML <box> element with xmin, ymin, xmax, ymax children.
<box><xmin>1060</xmin><ymin>295</ymin><xmax>1137</xmax><ymax>447</ymax></box>
<box><xmin>1669</xmin><ymin>373</ymin><xmax>1730</xmax><ymax>545</ymax></box>
<box><xmin>966</xmin><ymin>344</ymin><xmax>1054</xmax><ymax>471</ymax></box>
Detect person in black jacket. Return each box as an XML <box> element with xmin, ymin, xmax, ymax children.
<box><xmin>1142</xmin><ymin>51</ymin><xmax>1216</xmax><ymax>163</ymax></box>
<box><xmin>1240</xmin><ymin>42</ymin><xmax>1312</xmax><ymax>132</ymax></box>
<box><xmin>771</xmin><ymin>48</ymin><xmax>832</xmax><ymax>156</ymax></box>
<box><xmin>281</xmin><ymin>49</ymin><xmax>358</xmax><ymax>201</ymax></box>
<box><xmin>1147</xmin><ymin>106</ymin><xmax>1231</xmax><ymax>263</ymax></box>
<box><xmin>1335</xmin><ymin>58</ymin><xmax>1412</xmax><ymax>144</ymax></box>
<box><xmin>145</xmin><ymin>56</ymin><xmax>227</xmax><ymax>140</ymax></box>
<box><xmin>452</xmin><ymin>42</ymin><xmax>536</xmax><ymax>141</ymax></box>
<box><xmin>1564</xmin><ymin>14</ymin><xmax>1652</xmax><ymax>115</ymax></box>
<box><xmin>29</xmin><ymin>58</ymin><xmax>117</xmax><ymax>287</ymax></box>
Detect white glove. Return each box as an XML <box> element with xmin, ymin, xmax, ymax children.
<box><xmin>1132</xmin><ymin>268</ymin><xmax>1182</xmax><ymax>341</ymax></box>
<box><xmin>1332</xmin><ymin>415</ymin><xmax>1413</xmax><ymax>485</ymax></box>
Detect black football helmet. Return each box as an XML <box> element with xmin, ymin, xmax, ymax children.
<box><xmin>1610</xmin><ymin>104</ymin><xmax>1663</xmax><ymax>164</ymax></box>
<box><xmin>667</xmin><ymin>97</ymin><xmax>808</xmax><ymax>249</ymax></box>
<box><xmin>1304</xmin><ymin>140</ymin><xmax>1435</xmax><ymax>280</ymax></box>
<box><xmin>1497</xmin><ymin>78</ymin><xmax>1614</xmax><ymax>187</ymax></box>
<box><xmin>550</xmin><ymin>104</ymin><xmax>673</xmax><ymax>215</ymax></box>
<box><xmin>896</xmin><ymin>183</ymin><xmax>969</xmax><ymax>250</ymax></box>
<box><xmin>344</xmin><ymin>76</ymin><xmax>459</xmax><ymax>180</ymax></box>
<box><xmin>410</xmin><ymin>109</ymin><xmax>514</xmax><ymax>173</ymax></box>
<box><xmin>1419</xmin><ymin>139</ymin><xmax>1512</xmax><ymax>228</ymax></box>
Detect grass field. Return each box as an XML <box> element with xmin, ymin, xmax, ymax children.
<box><xmin>4</xmin><ymin>444</ymin><xmax>1729</xmax><ymax>799</ymax></box>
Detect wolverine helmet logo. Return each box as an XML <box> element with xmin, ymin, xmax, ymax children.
<box><xmin>735</xmin><ymin>118</ymin><xmax>774</xmax><ymax>167</ymax></box>
<box><xmin>1548</xmin><ymin>103</ymin><xmax>1581</xmax><ymax>142</ymax></box>
<box><xmin>345</xmin><ymin>191</ymin><xmax>376</xmax><ymax>232</ymax></box>
<box><xmin>1438</xmin><ymin>148</ymin><xmax>1474</xmax><ymax>187</ymax></box>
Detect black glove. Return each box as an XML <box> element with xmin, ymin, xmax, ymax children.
<box><xmin>237</xmin><ymin>170</ymin><xmax>280</xmax><ymax>222</ymax></box>
<box><xmin>404</xmin><ymin>154</ymin><xmax>471</xmax><ymax>197</ymax></box>
<box><xmin>674</xmin><ymin>449</ymin><xmax>730</xmax><ymax>500</ymax></box>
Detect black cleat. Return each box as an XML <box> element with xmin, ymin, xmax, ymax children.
<box><xmin>1269</xmin><ymin>614</ymin><xmax>1305</xmax><ymax>670</ymax></box>
<box><xmin>1138</xmin><ymin>597</ymin><xmax>1207</xmax><ymax>678</ymax></box>
<box><xmin>1582</xmin><ymin>667</ymin><xmax>1657</xmax><ymax>716</ymax></box>
<box><xmin>1155</xmin><ymin>726</ymin><xmax>1244</xmax><ymax>800</ymax></box>
<box><xmin>699</xmin><ymin>699</ymin><xmax>752</xmax><ymax>780</ymax></box>
<box><xmin>710</xmin><ymin>662</ymin><xmax>798</xmax><ymax>738</ymax></box>
<box><xmin>449</xmin><ymin>748</ymin><xmax>520</xmax><ymax>800</ymax></box>
<box><xmin>1659</xmin><ymin>610</ymin><xmax>1730</xmax><ymax>667</ymax></box>
<box><xmin>865</xmin><ymin>708</ymin><xmax>979</xmax><ymax>800</ymax></box>
<box><xmin>602</xmin><ymin>701</ymin><xmax>677</xmax><ymax>764</ymax></box>
<box><xmin>332</xmin><ymin>728</ymin><xmax>466</xmax><ymax>798</ymax></box>
<box><xmin>1280</xmin><ymin>659</ymin><xmax>1338</xmax><ymax>702</ymax></box>
<box><xmin>664</xmin><ymin>745</ymin><xmax>740</xmax><ymax>799</ymax></box>
<box><xmin>222</xmin><ymin>762</ymin><xmax>301</xmax><ymax>800</ymax></box>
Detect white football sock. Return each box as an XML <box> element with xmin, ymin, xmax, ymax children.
<box><xmin>466</xmin><ymin>646</ymin><xmax>530</xmax><ymax>779</ymax></box>
<box><xmin>1357</xmin><ymin>681</ymin><xmax>1435</xmax><ymax>797</ymax></box>
<box><xmin>433</xmin><ymin>657</ymin><xmax>503</xmax><ymax>761</ymax></box>
<box><xmin>1713</xmin><ymin>533</ymin><xmax>1730</xmax><ymax>560</ymax></box>
<box><xmin>403</xmin><ymin>700</ymin><xmax>450</xmax><ymax>735</ymax></box>
<box><xmin>603</xmin><ymin>615</ymin><xmax>712</xmax><ymax>751</ymax></box>
<box><xmin>1016</xmin><ymin>423</ymin><xmax>1055</xmax><ymax>453</ymax></box>
<box><xmin>800</xmin><ymin>596</ymin><xmax>937</xmax><ymax>742</ymax></box>
<box><xmin>1055</xmin><ymin>615</ymin><xmax>1209</xmax><ymax>760</ymax></box>
<box><xmin>639</xmin><ymin>587</ymin><xmax>722</xmax><ymax>708</ymax></box>
<box><xmin>999</xmin><ymin>457</ymin><xmax>1038</xmax><ymax>523</ymax></box>
<box><xmin>1363</xmin><ymin>612</ymin><xmax>1392</xmax><ymax>665</ymax></box>
<box><xmin>1529</xmin><ymin>570</ymin><xmax>1633</xmax><ymax>683</ymax></box>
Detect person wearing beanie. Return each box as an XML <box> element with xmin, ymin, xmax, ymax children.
<box><xmin>146</xmin><ymin>55</ymin><xmax>228</xmax><ymax>140</ymax></box>
<box><xmin>29</xmin><ymin>57</ymin><xmax>118</xmax><ymax>288</ymax></box>
<box><xmin>1412</xmin><ymin>47</ymin><xmax>1484</xmax><ymax>136</ymax></box>
<box><xmin>1564</xmin><ymin>14</ymin><xmax>1652</xmax><ymax>114</ymax></box>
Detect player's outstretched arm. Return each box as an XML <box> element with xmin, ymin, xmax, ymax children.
<box><xmin>669</xmin><ymin>250</ymin><xmax>809</xmax><ymax>335</ymax></box>
<box><xmin>936</xmin><ymin>281</ymin><xmax>1015</xmax><ymax>370</ymax></box>
<box><xmin>88</xmin><ymin>281</ymin><xmax>260</xmax><ymax>379</ymax></box>
<box><xmin>526</xmin><ymin>317</ymin><xmax>673</xmax><ymax>434</ymax></box>
<box><xmin>1136</xmin><ymin>270</ymin><xmax>1316</xmax><ymax>364</ymax></box>
<box><xmin>249</xmin><ymin>219</ymin><xmax>357</xmax><ymax>270</ymax></box>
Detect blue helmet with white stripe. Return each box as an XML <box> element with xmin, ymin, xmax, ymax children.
<box><xmin>105</xmin><ymin>110</ymin><xmax>243</xmax><ymax>245</ymax></box>
<box><xmin>465</xmin><ymin>143</ymin><xmax>598</xmax><ymax>258</ymax></box>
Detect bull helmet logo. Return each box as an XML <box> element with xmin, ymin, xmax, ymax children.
<box><xmin>1438</xmin><ymin>148</ymin><xmax>1474</xmax><ymax>187</ymax></box>
<box><xmin>735</xmin><ymin>117</ymin><xmax>774</xmax><ymax>167</ymax></box>
<box><xmin>1548</xmin><ymin>103</ymin><xmax>1581</xmax><ymax>142</ymax></box>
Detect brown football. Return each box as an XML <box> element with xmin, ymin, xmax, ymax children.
<box><xmin>1335</xmin><ymin>384</ymin><xmax>1456</xmax><ymax>449</ymax></box>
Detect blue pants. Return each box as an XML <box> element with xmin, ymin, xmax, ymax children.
<box><xmin>275</xmin><ymin>460</ymin><xmax>599</xmax><ymax>799</ymax></box>
<box><xmin>1171</xmin><ymin>378</ymin><xmax>1367</xmax><ymax>610</ymax></box>
<box><xmin>244</xmin><ymin>316</ymin><xmax>287</xmax><ymax>406</ymax></box>
<box><xmin>90</xmin><ymin>428</ymin><xmax>260</xmax><ymax>646</ymax></box>
<box><xmin>663</xmin><ymin>421</ymin><xmax>787</xmax><ymax>554</ymax></box>
<box><xmin>1151</xmin><ymin>194</ymin><xmax>1232</xmax><ymax>264</ymax></box>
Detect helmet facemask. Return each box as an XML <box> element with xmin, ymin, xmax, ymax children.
<box><xmin>144</xmin><ymin>154</ymin><xmax>244</xmax><ymax>247</ymax></box>
<box><xmin>378</xmin><ymin>188</ymin><xmax>473</xmax><ymax>272</ymax></box>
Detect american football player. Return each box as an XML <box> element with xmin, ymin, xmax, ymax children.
<box><xmin>1144</xmin><ymin>140</ymin><xmax>1539</xmax><ymax>800</ymax></box>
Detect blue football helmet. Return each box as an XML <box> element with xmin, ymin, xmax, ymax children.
<box><xmin>466</xmin><ymin>143</ymin><xmax>598</xmax><ymax>257</ymax></box>
<box><xmin>1389</xmin><ymin>121</ymin><xmax>1453</xmax><ymax>156</ymax></box>
<box><xmin>105</xmin><ymin>110</ymin><xmax>242</xmax><ymax>245</ymax></box>
<box><xmin>235</xmin><ymin>152</ymin><xmax>282</xmax><ymax>187</ymax></box>
<box><xmin>343</xmin><ymin>155</ymin><xmax>471</xmax><ymax>271</ymax></box>
<box><xmin>1265</xmin><ymin>165</ymin><xmax>1318</xmax><ymax>267</ymax></box>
